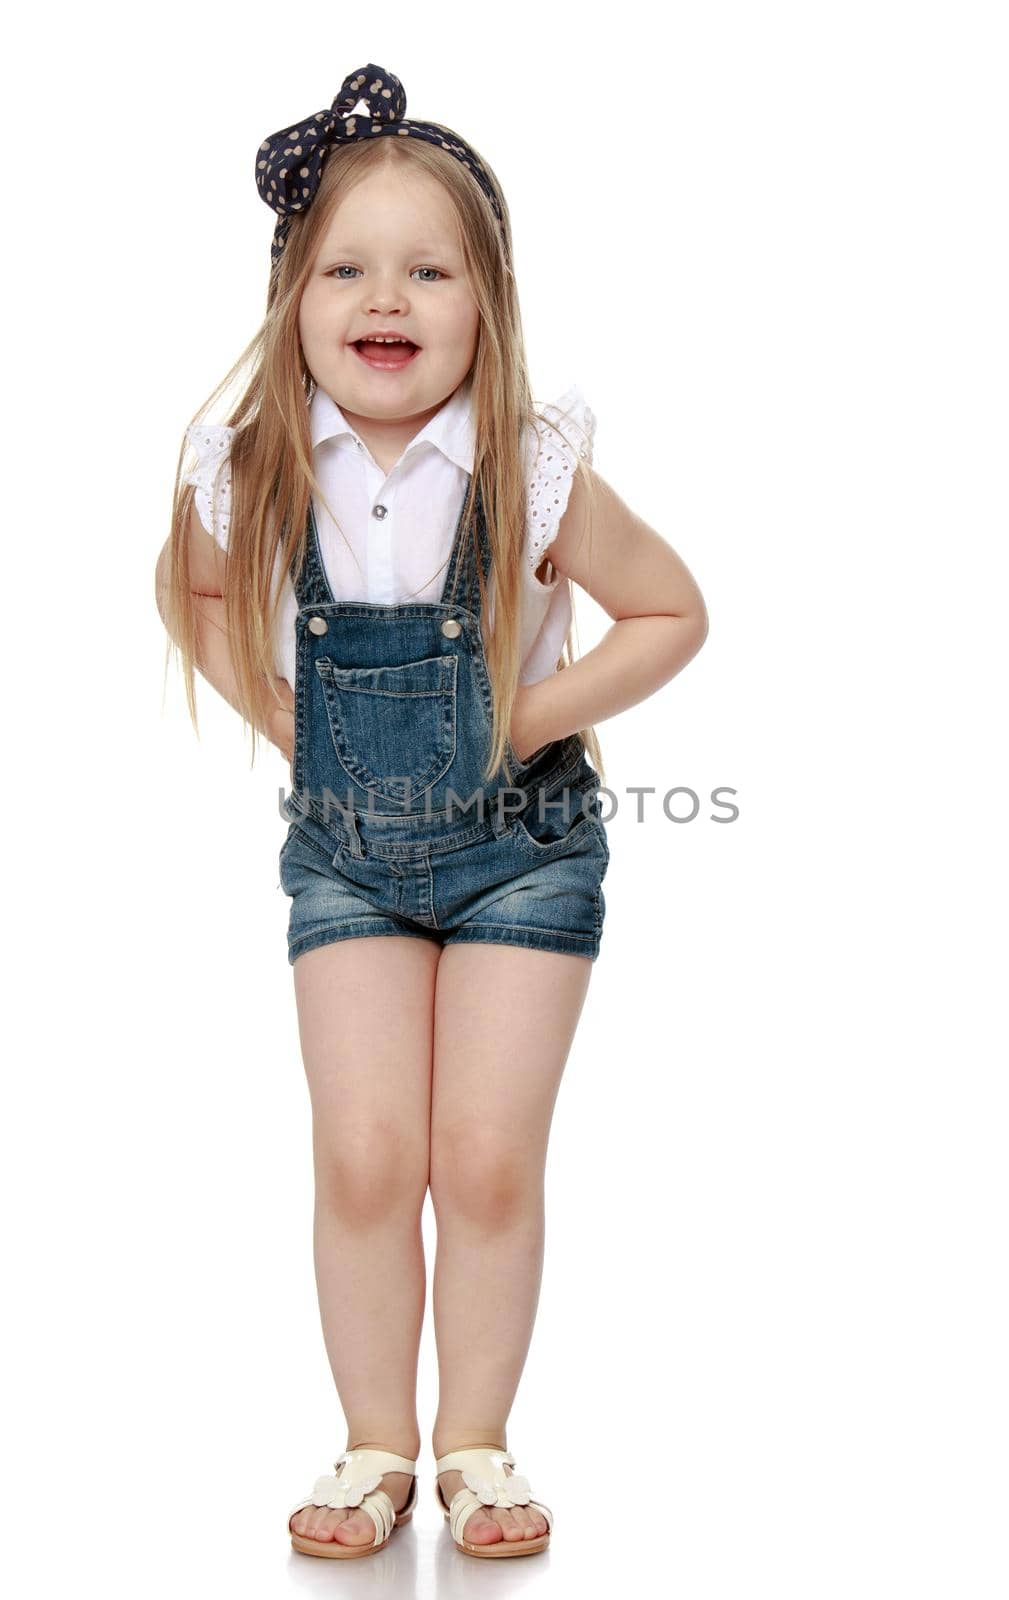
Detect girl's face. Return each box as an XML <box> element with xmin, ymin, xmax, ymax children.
<box><xmin>299</xmin><ymin>166</ymin><xmax>480</xmax><ymax>438</ymax></box>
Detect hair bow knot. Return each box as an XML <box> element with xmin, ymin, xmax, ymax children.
<box><xmin>255</xmin><ymin>62</ymin><xmax>503</xmax><ymax>274</ymax></box>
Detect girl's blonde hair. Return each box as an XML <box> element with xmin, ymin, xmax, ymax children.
<box><xmin>163</xmin><ymin>130</ymin><xmax>604</xmax><ymax>786</ymax></box>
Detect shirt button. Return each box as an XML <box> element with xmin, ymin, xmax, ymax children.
<box><xmin>441</xmin><ymin>618</ymin><xmax>462</xmax><ymax>638</ymax></box>
<box><xmin>372</xmin><ymin>504</ymin><xmax>388</xmax><ymax>519</ymax></box>
<box><xmin>308</xmin><ymin>616</ymin><xmax>328</xmax><ymax>635</ymax></box>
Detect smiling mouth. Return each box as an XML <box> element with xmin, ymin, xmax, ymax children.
<box><xmin>352</xmin><ymin>338</ymin><xmax>421</xmax><ymax>370</ymax></box>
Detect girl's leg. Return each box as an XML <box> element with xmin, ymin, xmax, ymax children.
<box><xmin>428</xmin><ymin>944</ymin><xmax>594</xmax><ymax>1546</ymax></box>
<box><xmin>289</xmin><ymin>934</ymin><xmax>440</xmax><ymax>1548</ymax></box>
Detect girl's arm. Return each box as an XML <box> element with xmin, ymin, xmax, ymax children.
<box><xmin>155</xmin><ymin>505</ymin><xmax>295</xmax><ymax>759</ymax></box>
<box><xmin>509</xmin><ymin>467</ymin><xmax>708</xmax><ymax>762</ymax></box>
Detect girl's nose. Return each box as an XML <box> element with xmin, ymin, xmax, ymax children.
<box><xmin>362</xmin><ymin>279</ymin><xmax>409</xmax><ymax>313</ymax></box>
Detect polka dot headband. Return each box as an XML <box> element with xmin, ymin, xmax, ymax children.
<box><xmin>255</xmin><ymin>63</ymin><xmax>505</xmax><ymax>275</ymax></box>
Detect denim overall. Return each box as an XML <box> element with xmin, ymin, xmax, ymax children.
<box><xmin>278</xmin><ymin>478</ymin><xmax>610</xmax><ymax>963</ymax></box>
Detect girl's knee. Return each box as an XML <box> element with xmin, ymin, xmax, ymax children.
<box><xmin>313</xmin><ymin>1125</ymin><xmax>428</xmax><ymax>1222</ymax></box>
<box><xmin>430</xmin><ymin>1126</ymin><xmax>542</xmax><ymax>1225</ymax></box>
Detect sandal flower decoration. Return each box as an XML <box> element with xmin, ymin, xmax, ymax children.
<box><xmin>462</xmin><ymin>1467</ymin><xmax>534</xmax><ymax>1507</ymax></box>
<box><xmin>311</xmin><ymin>1458</ymin><xmax>383</xmax><ymax>1509</ymax></box>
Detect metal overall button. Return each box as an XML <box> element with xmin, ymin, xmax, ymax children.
<box><xmin>441</xmin><ymin>618</ymin><xmax>462</xmax><ymax>638</ymax></box>
<box><xmin>308</xmin><ymin>616</ymin><xmax>328</xmax><ymax>635</ymax></box>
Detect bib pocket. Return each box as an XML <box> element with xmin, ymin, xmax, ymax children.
<box><xmin>315</xmin><ymin>653</ymin><xmax>458</xmax><ymax>804</ymax></box>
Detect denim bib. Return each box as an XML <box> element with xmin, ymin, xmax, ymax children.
<box><xmin>282</xmin><ymin>479</ymin><xmax>594</xmax><ymax>864</ymax></box>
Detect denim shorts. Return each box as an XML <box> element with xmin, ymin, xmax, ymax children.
<box><xmin>278</xmin><ymin>774</ymin><xmax>610</xmax><ymax>965</ymax></box>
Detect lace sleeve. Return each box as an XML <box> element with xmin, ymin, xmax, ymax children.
<box><xmin>183</xmin><ymin>423</ymin><xmax>236</xmax><ymax>551</ymax></box>
<box><xmin>524</xmin><ymin>386</ymin><xmax>596</xmax><ymax>589</ymax></box>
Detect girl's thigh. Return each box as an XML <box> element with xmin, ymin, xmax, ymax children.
<box><xmin>292</xmin><ymin>935</ymin><xmax>442</xmax><ymax>1173</ymax></box>
<box><xmin>429</xmin><ymin>945</ymin><xmax>593</xmax><ymax>1180</ymax></box>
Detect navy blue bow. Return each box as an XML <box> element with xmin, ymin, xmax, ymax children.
<box><xmin>255</xmin><ymin>63</ymin><xmax>504</xmax><ymax>274</ymax></box>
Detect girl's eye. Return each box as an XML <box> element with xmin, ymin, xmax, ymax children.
<box><xmin>326</xmin><ymin>265</ymin><xmax>445</xmax><ymax>283</ymax></box>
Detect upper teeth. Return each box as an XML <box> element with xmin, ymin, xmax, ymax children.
<box><xmin>364</xmin><ymin>337</ymin><xmax>408</xmax><ymax>344</ymax></box>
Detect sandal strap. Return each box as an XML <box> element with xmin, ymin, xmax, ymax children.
<box><xmin>288</xmin><ymin>1448</ymin><xmax>417</xmax><ymax>1543</ymax></box>
<box><xmin>434</xmin><ymin>1446</ymin><xmax>516</xmax><ymax>1479</ymax></box>
<box><xmin>334</xmin><ymin>1447</ymin><xmax>418</xmax><ymax>1478</ymax></box>
<box><xmin>434</xmin><ymin>1446</ymin><xmax>553</xmax><ymax>1537</ymax></box>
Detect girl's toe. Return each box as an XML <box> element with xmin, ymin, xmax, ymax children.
<box><xmin>333</xmin><ymin>1511</ymin><xmax>371</xmax><ymax>1544</ymax></box>
<box><xmin>469</xmin><ymin>1512</ymin><xmax>504</xmax><ymax>1543</ymax></box>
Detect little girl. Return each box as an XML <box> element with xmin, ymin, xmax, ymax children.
<box><xmin>157</xmin><ymin>63</ymin><xmax>707</xmax><ymax>1561</ymax></box>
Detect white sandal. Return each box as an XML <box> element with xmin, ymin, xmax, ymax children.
<box><xmin>288</xmin><ymin>1446</ymin><xmax>418</xmax><ymax>1558</ymax></box>
<box><xmin>434</xmin><ymin>1445</ymin><xmax>553</xmax><ymax>1557</ymax></box>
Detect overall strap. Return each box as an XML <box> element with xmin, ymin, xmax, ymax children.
<box><xmin>439</xmin><ymin>475</ymin><xmax>493</xmax><ymax>617</ymax></box>
<box><xmin>288</xmin><ymin>498</ymin><xmax>335</xmax><ymax>610</ymax></box>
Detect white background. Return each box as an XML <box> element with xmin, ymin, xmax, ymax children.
<box><xmin>5</xmin><ymin>2</ymin><xmax>1006</xmax><ymax>1595</ymax></box>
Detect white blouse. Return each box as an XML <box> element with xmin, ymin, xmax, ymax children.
<box><xmin>183</xmin><ymin>374</ymin><xmax>595</xmax><ymax>689</ymax></box>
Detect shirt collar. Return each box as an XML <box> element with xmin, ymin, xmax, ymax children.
<box><xmin>309</xmin><ymin>373</ymin><xmax>475</xmax><ymax>475</ymax></box>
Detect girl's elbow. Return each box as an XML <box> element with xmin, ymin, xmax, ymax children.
<box><xmin>154</xmin><ymin>544</ymin><xmax>172</xmax><ymax>617</ymax></box>
<box><xmin>691</xmin><ymin>603</ymin><xmax>709</xmax><ymax>648</ymax></box>
<box><xmin>673</xmin><ymin>603</ymin><xmax>709</xmax><ymax>653</ymax></box>
<box><xmin>647</xmin><ymin>609</ymin><xmax>707</xmax><ymax>675</ymax></box>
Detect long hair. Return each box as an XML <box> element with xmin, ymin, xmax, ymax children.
<box><xmin>162</xmin><ymin>131</ymin><xmax>604</xmax><ymax>786</ymax></box>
